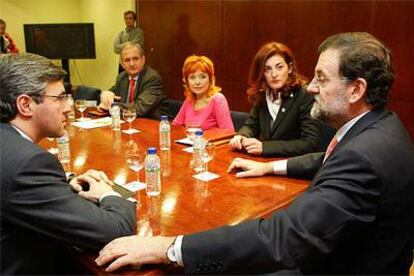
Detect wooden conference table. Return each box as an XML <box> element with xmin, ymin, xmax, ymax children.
<box><xmin>39</xmin><ymin>117</ymin><xmax>310</xmax><ymax>275</ymax></box>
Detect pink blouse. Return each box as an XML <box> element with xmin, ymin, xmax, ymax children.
<box><xmin>172</xmin><ymin>92</ymin><xmax>235</xmax><ymax>131</ymax></box>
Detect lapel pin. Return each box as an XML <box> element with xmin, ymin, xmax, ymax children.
<box><xmin>290</xmin><ymin>93</ymin><xmax>294</xmax><ymax>98</ymax></box>
<box><xmin>281</xmin><ymin>108</ymin><xmax>286</xmax><ymax>112</ymax></box>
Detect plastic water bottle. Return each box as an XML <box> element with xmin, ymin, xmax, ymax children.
<box><xmin>67</xmin><ymin>94</ymin><xmax>75</xmax><ymax>120</ymax></box>
<box><xmin>145</xmin><ymin>147</ymin><xmax>161</xmax><ymax>196</ymax></box>
<box><xmin>159</xmin><ymin>115</ymin><xmax>171</xmax><ymax>150</ymax></box>
<box><xmin>192</xmin><ymin>130</ymin><xmax>206</xmax><ymax>173</ymax></box>
<box><xmin>110</xmin><ymin>104</ymin><xmax>121</xmax><ymax>131</ymax></box>
<box><xmin>57</xmin><ymin>130</ymin><xmax>71</xmax><ymax>163</ymax></box>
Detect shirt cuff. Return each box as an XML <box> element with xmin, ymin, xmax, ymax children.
<box><xmin>99</xmin><ymin>191</ymin><xmax>121</xmax><ymax>202</ymax></box>
<box><xmin>174</xmin><ymin>235</ymin><xmax>184</xmax><ymax>267</ymax></box>
<box><xmin>273</xmin><ymin>160</ymin><xmax>287</xmax><ymax>175</ymax></box>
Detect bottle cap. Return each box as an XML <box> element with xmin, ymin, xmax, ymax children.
<box><xmin>147</xmin><ymin>147</ymin><xmax>157</xmax><ymax>154</ymax></box>
<box><xmin>195</xmin><ymin>130</ymin><xmax>203</xmax><ymax>136</ymax></box>
<box><xmin>160</xmin><ymin>115</ymin><xmax>168</xmax><ymax>121</ymax></box>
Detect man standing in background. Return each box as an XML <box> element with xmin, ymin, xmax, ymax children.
<box><xmin>114</xmin><ymin>10</ymin><xmax>144</xmax><ymax>73</ymax></box>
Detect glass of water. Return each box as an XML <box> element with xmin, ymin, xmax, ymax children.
<box><xmin>201</xmin><ymin>143</ymin><xmax>215</xmax><ymax>174</ymax></box>
<box><xmin>75</xmin><ymin>99</ymin><xmax>88</xmax><ymax>121</ymax></box>
<box><xmin>123</xmin><ymin>107</ymin><xmax>137</xmax><ymax>134</ymax></box>
<box><xmin>126</xmin><ymin>150</ymin><xmax>144</xmax><ymax>184</ymax></box>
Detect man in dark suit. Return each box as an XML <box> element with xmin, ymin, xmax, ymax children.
<box><xmin>96</xmin><ymin>32</ymin><xmax>414</xmax><ymax>274</ymax></box>
<box><xmin>98</xmin><ymin>42</ymin><xmax>168</xmax><ymax>120</ymax></box>
<box><xmin>0</xmin><ymin>53</ymin><xmax>136</xmax><ymax>274</ymax></box>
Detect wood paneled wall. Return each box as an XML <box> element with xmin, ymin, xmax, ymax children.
<box><xmin>138</xmin><ymin>0</ymin><xmax>414</xmax><ymax>138</ymax></box>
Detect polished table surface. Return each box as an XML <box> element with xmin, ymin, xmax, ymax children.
<box><xmin>39</xmin><ymin>117</ymin><xmax>310</xmax><ymax>275</ymax></box>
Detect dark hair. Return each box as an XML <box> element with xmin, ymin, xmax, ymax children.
<box><xmin>247</xmin><ymin>42</ymin><xmax>307</xmax><ymax>103</ymax></box>
<box><xmin>319</xmin><ymin>32</ymin><xmax>394</xmax><ymax>108</ymax></box>
<box><xmin>124</xmin><ymin>10</ymin><xmax>137</xmax><ymax>20</ymax></box>
<box><xmin>0</xmin><ymin>19</ymin><xmax>5</xmax><ymax>25</ymax></box>
<box><xmin>0</xmin><ymin>53</ymin><xmax>66</xmax><ymax>122</ymax></box>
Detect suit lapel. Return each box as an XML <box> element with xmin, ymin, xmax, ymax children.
<box><xmin>332</xmin><ymin>108</ymin><xmax>389</xmax><ymax>156</ymax></box>
<box><xmin>119</xmin><ymin>73</ymin><xmax>129</xmax><ymax>102</ymax></box>
<box><xmin>134</xmin><ymin>65</ymin><xmax>148</xmax><ymax>99</ymax></box>
<box><xmin>269</xmin><ymin>91</ymin><xmax>296</xmax><ymax>136</ymax></box>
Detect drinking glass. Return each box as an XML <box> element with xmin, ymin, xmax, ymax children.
<box><xmin>126</xmin><ymin>151</ymin><xmax>144</xmax><ymax>184</ymax></box>
<box><xmin>123</xmin><ymin>107</ymin><xmax>137</xmax><ymax>133</ymax></box>
<box><xmin>75</xmin><ymin>100</ymin><xmax>88</xmax><ymax>121</ymax></box>
<box><xmin>185</xmin><ymin>122</ymin><xmax>202</xmax><ymax>140</ymax></box>
<box><xmin>200</xmin><ymin>143</ymin><xmax>215</xmax><ymax>174</ymax></box>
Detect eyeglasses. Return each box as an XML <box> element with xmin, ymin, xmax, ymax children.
<box><xmin>310</xmin><ymin>75</ymin><xmax>350</xmax><ymax>88</ymax></box>
<box><xmin>41</xmin><ymin>94</ymin><xmax>70</xmax><ymax>103</ymax></box>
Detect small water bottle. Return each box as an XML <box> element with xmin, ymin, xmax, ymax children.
<box><xmin>57</xmin><ymin>130</ymin><xmax>71</xmax><ymax>164</ymax></box>
<box><xmin>192</xmin><ymin>130</ymin><xmax>206</xmax><ymax>173</ymax></box>
<box><xmin>159</xmin><ymin>115</ymin><xmax>171</xmax><ymax>150</ymax></box>
<box><xmin>110</xmin><ymin>104</ymin><xmax>121</xmax><ymax>131</ymax></box>
<box><xmin>67</xmin><ymin>94</ymin><xmax>75</xmax><ymax>120</ymax></box>
<box><xmin>145</xmin><ymin>147</ymin><xmax>161</xmax><ymax>196</ymax></box>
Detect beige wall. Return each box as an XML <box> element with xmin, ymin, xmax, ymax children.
<box><xmin>0</xmin><ymin>0</ymin><xmax>135</xmax><ymax>89</ymax></box>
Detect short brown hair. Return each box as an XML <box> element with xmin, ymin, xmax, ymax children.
<box><xmin>124</xmin><ymin>10</ymin><xmax>136</xmax><ymax>20</ymax></box>
<box><xmin>319</xmin><ymin>32</ymin><xmax>394</xmax><ymax>108</ymax></box>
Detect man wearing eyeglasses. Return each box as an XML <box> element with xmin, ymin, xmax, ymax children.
<box><xmin>0</xmin><ymin>53</ymin><xmax>136</xmax><ymax>275</ymax></box>
<box><xmin>96</xmin><ymin>32</ymin><xmax>414</xmax><ymax>274</ymax></box>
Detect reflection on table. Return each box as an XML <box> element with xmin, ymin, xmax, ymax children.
<box><xmin>39</xmin><ymin>118</ymin><xmax>310</xmax><ymax>275</ymax></box>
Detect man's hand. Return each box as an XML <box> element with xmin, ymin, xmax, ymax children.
<box><xmin>228</xmin><ymin>135</ymin><xmax>245</xmax><ymax>150</ymax></box>
<box><xmin>242</xmin><ymin>138</ymin><xmax>263</xmax><ymax>155</ymax></box>
<box><xmin>70</xmin><ymin>170</ymin><xmax>113</xmax><ymax>203</ymax></box>
<box><xmin>95</xmin><ymin>236</ymin><xmax>176</xmax><ymax>272</ymax></box>
<box><xmin>227</xmin><ymin>157</ymin><xmax>274</xmax><ymax>178</ymax></box>
<box><xmin>98</xmin><ymin>90</ymin><xmax>121</xmax><ymax>111</ymax></box>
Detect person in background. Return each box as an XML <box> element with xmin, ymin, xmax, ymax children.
<box><xmin>0</xmin><ymin>19</ymin><xmax>19</xmax><ymax>55</ymax></box>
<box><xmin>0</xmin><ymin>53</ymin><xmax>136</xmax><ymax>275</ymax></box>
<box><xmin>98</xmin><ymin>42</ymin><xmax>168</xmax><ymax>120</ymax></box>
<box><xmin>114</xmin><ymin>10</ymin><xmax>144</xmax><ymax>73</ymax></box>
<box><xmin>228</xmin><ymin>42</ymin><xmax>320</xmax><ymax>157</ymax></box>
<box><xmin>95</xmin><ymin>32</ymin><xmax>414</xmax><ymax>275</ymax></box>
<box><xmin>172</xmin><ymin>55</ymin><xmax>234</xmax><ymax>131</ymax></box>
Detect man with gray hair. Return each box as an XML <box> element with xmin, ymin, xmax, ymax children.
<box><xmin>0</xmin><ymin>53</ymin><xmax>136</xmax><ymax>274</ymax></box>
<box><xmin>98</xmin><ymin>42</ymin><xmax>169</xmax><ymax>120</ymax></box>
<box><xmin>96</xmin><ymin>32</ymin><xmax>414</xmax><ymax>274</ymax></box>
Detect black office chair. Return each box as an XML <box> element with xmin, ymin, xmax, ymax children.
<box><xmin>74</xmin><ymin>85</ymin><xmax>101</xmax><ymax>101</ymax></box>
<box><xmin>165</xmin><ymin>99</ymin><xmax>183</xmax><ymax>119</ymax></box>
<box><xmin>231</xmin><ymin>111</ymin><xmax>249</xmax><ymax>131</ymax></box>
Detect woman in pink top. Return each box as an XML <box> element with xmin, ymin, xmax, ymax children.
<box><xmin>172</xmin><ymin>55</ymin><xmax>234</xmax><ymax>131</ymax></box>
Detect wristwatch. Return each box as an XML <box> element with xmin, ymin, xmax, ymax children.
<box><xmin>166</xmin><ymin>238</ymin><xmax>178</xmax><ymax>265</ymax></box>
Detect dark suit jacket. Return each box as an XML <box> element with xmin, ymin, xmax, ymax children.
<box><xmin>0</xmin><ymin>123</ymin><xmax>136</xmax><ymax>275</ymax></box>
<box><xmin>110</xmin><ymin>65</ymin><xmax>169</xmax><ymax>120</ymax></box>
<box><xmin>238</xmin><ymin>86</ymin><xmax>320</xmax><ymax>157</ymax></box>
<box><xmin>182</xmin><ymin>109</ymin><xmax>414</xmax><ymax>274</ymax></box>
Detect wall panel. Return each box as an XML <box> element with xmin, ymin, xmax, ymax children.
<box><xmin>138</xmin><ymin>0</ymin><xmax>414</xmax><ymax>138</ymax></box>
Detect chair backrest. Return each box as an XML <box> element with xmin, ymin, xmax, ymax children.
<box><xmin>231</xmin><ymin>111</ymin><xmax>249</xmax><ymax>131</ymax></box>
<box><xmin>74</xmin><ymin>85</ymin><xmax>101</xmax><ymax>101</ymax></box>
<box><xmin>165</xmin><ymin>99</ymin><xmax>183</xmax><ymax>120</ymax></box>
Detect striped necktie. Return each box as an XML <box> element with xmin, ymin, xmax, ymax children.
<box><xmin>323</xmin><ymin>136</ymin><xmax>338</xmax><ymax>163</ymax></box>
